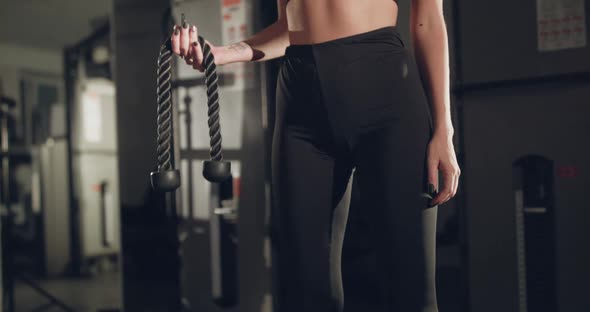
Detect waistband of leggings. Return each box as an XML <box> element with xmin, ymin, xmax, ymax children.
<box><xmin>284</xmin><ymin>25</ymin><xmax>402</xmax><ymax>59</ymax></box>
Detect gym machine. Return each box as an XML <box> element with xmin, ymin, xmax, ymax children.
<box><xmin>1</xmin><ymin>94</ymin><xmax>74</xmax><ymax>312</ymax></box>
<box><xmin>513</xmin><ymin>155</ymin><xmax>557</xmax><ymax>312</ymax></box>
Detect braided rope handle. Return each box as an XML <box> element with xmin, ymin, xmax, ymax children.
<box><xmin>197</xmin><ymin>35</ymin><xmax>224</xmax><ymax>162</ymax></box>
<box><xmin>156</xmin><ymin>41</ymin><xmax>173</xmax><ymax>171</ymax></box>
<box><xmin>155</xmin><ymin>36</ymin><xmax>225</xmax><ymax>172</ymax></box>
<box><xmin>152</xmin><ymin>28</ymin><xmax>229</xmax><ymax>190</ymax></box>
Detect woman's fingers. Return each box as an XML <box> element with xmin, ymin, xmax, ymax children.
<box><xmin>171</xmin><ymin>26</ymin><xmax>180</xmax><ymax>55</ymax></box>
<box><xmin>183</xmin><ymin>26</ymin><xmax>195</xmax><ymax>65</ymax></box>
<box><xmin>169</xmin><ymin>20</ymin><xmax>211</xmax><ymax>72</ymax></box>
<box><xmin>192</xmin><ymin>46</ymin><xmax>205</xmax><ymax>72</ymax></box>
<box><xmin>433</xmin><ymin>163</ymin><xmax>461</xmax><ymax>205</ymax></box>
<box><xmin>446</xmin><ymin>162</ymin><xmax>461</xmax><ymax>203</ymax></box>
<box><xmin>179</xmin><ymin>21</ymin><xmax>190</xmax><ymax>57</ymax></box>
<box><xmin>186</xmin><ymin>26</ymin><xmax>201</xmax><ymax>70</ymax></box>
<box><xmin>427</xmin><ymin>151</ymin><xmax>439</xmax><ymax>206</ymax></box>
<box><xmin>191</xmin><ymin>26</ymin><xmax>205</xmax><ymax>71</ymax></box>
<box><xmin>433</xmin><ymin>168</ymin><xmax>452</xmax><ymax>205</ymax></box>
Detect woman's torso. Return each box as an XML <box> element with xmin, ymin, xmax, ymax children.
<box><xmin>286</xmin><ymin>0</ymin><xmax>399</xmax><ymax>45</ymax></box>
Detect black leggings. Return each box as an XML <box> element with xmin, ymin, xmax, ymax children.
<box><xmin>271</xmin><ymin>26</ymin><xmax>438</xmax><ymax>312</ymax></box>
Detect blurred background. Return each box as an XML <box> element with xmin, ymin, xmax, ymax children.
<box><xmin>0</xmin><ymin>0</ymin><xmax>588</xmax><ymax>311</ymax></box>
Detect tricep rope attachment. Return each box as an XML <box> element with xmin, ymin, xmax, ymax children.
<box><xmin>150</xmin><ymin>13</ymin><xmax>231</xmax><ymax>192</ymax></box>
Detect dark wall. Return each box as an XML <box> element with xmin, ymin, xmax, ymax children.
<box><xmin>457</xmin><ymin>0</ymin><xmax>590</xmax><ymax>84</ymax></box>
<box><xmin>456</xmin><ymin>1</ymin><xmax>590</xmax><ymax>311</ymax></box>
<box><xmin>462</xmin><ymin>78</ymin><xmax>590</xmax><ymax>312</ymax></box>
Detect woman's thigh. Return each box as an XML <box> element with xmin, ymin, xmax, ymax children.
<box><xmin>271</xmin><ymin>57</ymin><xmax>355</xmax><ymax>311</ymax></box>
<box><xmin>327</xmin><ymin>37</ymin><xmax>436</xmax><ymax>311</ymax></box>
<box><xmin>351</xmin><ymin>113</ymin><xmax>433</xmax><ymax>311</ymax></box>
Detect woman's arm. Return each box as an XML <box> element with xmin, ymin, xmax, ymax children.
<box><xmin>232</xmin><ymin>0</ymin><xmax>289</xmax><ymax>63</ymax></box>
<box><xmin>174</xmin><ymin>0</ymin><xmax>290</xmax><ymax>69</ymax></box>
<box><xmin>225</xmin><ymin>15</ymin><xmax>290</xmax><ymax>63</ymax></box>
<box><xmin>410</xmin><ymin>0</ymin><xmax>461</xmax><ymax>206</ymax></box>
<box><xmin>410</xmin><ymin>0</ymin><xmax>451</xmax><ymax>135</ymax></box>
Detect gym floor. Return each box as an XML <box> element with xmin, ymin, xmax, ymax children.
<box><xmin>13</xmin><ymin>272</ymin><xmax>121</xmax><ymax>312</ymax></box>
<box><xmin>12</xmin><ymin>268</ymin><xmax>462</xmax><ymax>312</ymax></box>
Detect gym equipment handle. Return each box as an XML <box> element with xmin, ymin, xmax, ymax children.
<box><xmin>150</xmin><ymin>14</ymin><xmax>231</xmax><ymax>192</ymax></box>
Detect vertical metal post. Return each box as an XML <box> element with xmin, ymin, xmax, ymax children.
<box><xmin>0</xmin><ymin>94</ymin><xmax>14</xmax><ymax>312</ymax></box>
<box><xmin>0</xmin><ymin>97</ymin><xmax>10</xmax><ymax>214</ymax></box>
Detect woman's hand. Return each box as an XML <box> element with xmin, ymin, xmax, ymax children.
<box><xmin>170</xmin><ymin>23</ymin><xmax>225</xmax><ymax>72</ymax></box>
<box><xmin>427</xmin><ymin>130</ymin><xmax>461</xmax><ymax>206</ymax></box>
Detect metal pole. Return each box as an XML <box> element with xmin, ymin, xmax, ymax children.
<box><xmin>1</xmin><ymin>109</ymin><xmax>9</xmax><ymax>210</ymax></box>
<box><xmin>0</xmin><ymin>95</ymin><xmax>15</xmax><ymax>312</ymax></box>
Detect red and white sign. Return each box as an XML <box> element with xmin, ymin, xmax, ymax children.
<box><xmin>221</xmin><ymin>0</ymin><xmax>255</xmax><ymax>90</ymax></box>
<box><xmin>537</xmin><ymin>0</ymin><xmax>587</xmax><ymax>51</ymax></box>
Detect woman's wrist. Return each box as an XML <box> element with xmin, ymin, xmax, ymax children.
<box><xmin>214</xmin><ymin>41</ymin><xmax>253</xmax><ymax>65</ymax></box>
<box><xmin>433</xmin><ymin>121</ymin><xmax>454</xmax><ymax>138</ymax></box>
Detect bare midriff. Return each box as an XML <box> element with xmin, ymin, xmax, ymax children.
<box><xmin>286</xmin><ymin>0</ymin><xmax>399</xmax><ymax>45</ymax></box>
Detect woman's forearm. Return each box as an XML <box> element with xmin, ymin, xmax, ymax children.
<box><xmin>410</xmin><ymin>10</ymin><xmax>453</xmax><ymax>136</ymax></box>
<box><xmin>217</xmin><ymin>19</ymin><xmax>290</xmax><ymax>64</ymax></box>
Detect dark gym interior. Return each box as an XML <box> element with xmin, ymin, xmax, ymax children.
<box><xmin>1</xmin><ymin>0</ymin><xmax>589</xmax><ymax>311</ymax></box>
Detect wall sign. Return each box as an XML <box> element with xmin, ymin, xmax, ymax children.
<box><xmin>537</xmin><ymin>0</ymin><xmax>587</xmax><ymax>51</ymax></box>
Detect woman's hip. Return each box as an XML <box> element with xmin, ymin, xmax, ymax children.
<box><xmin>276</xmin><ymin>26</ymin><xmax>431</xmax><ymax>137</ymax></box>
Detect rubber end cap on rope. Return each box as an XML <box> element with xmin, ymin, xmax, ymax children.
<box><xmin>203</xmin><ymin>160</ymin><xmax>231</xmax><ymax>183</ymax></box>
<box><xmin>150</xmin><ymin>169</ymin><xmax>181</xmax><ymax>192</ymax></box>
